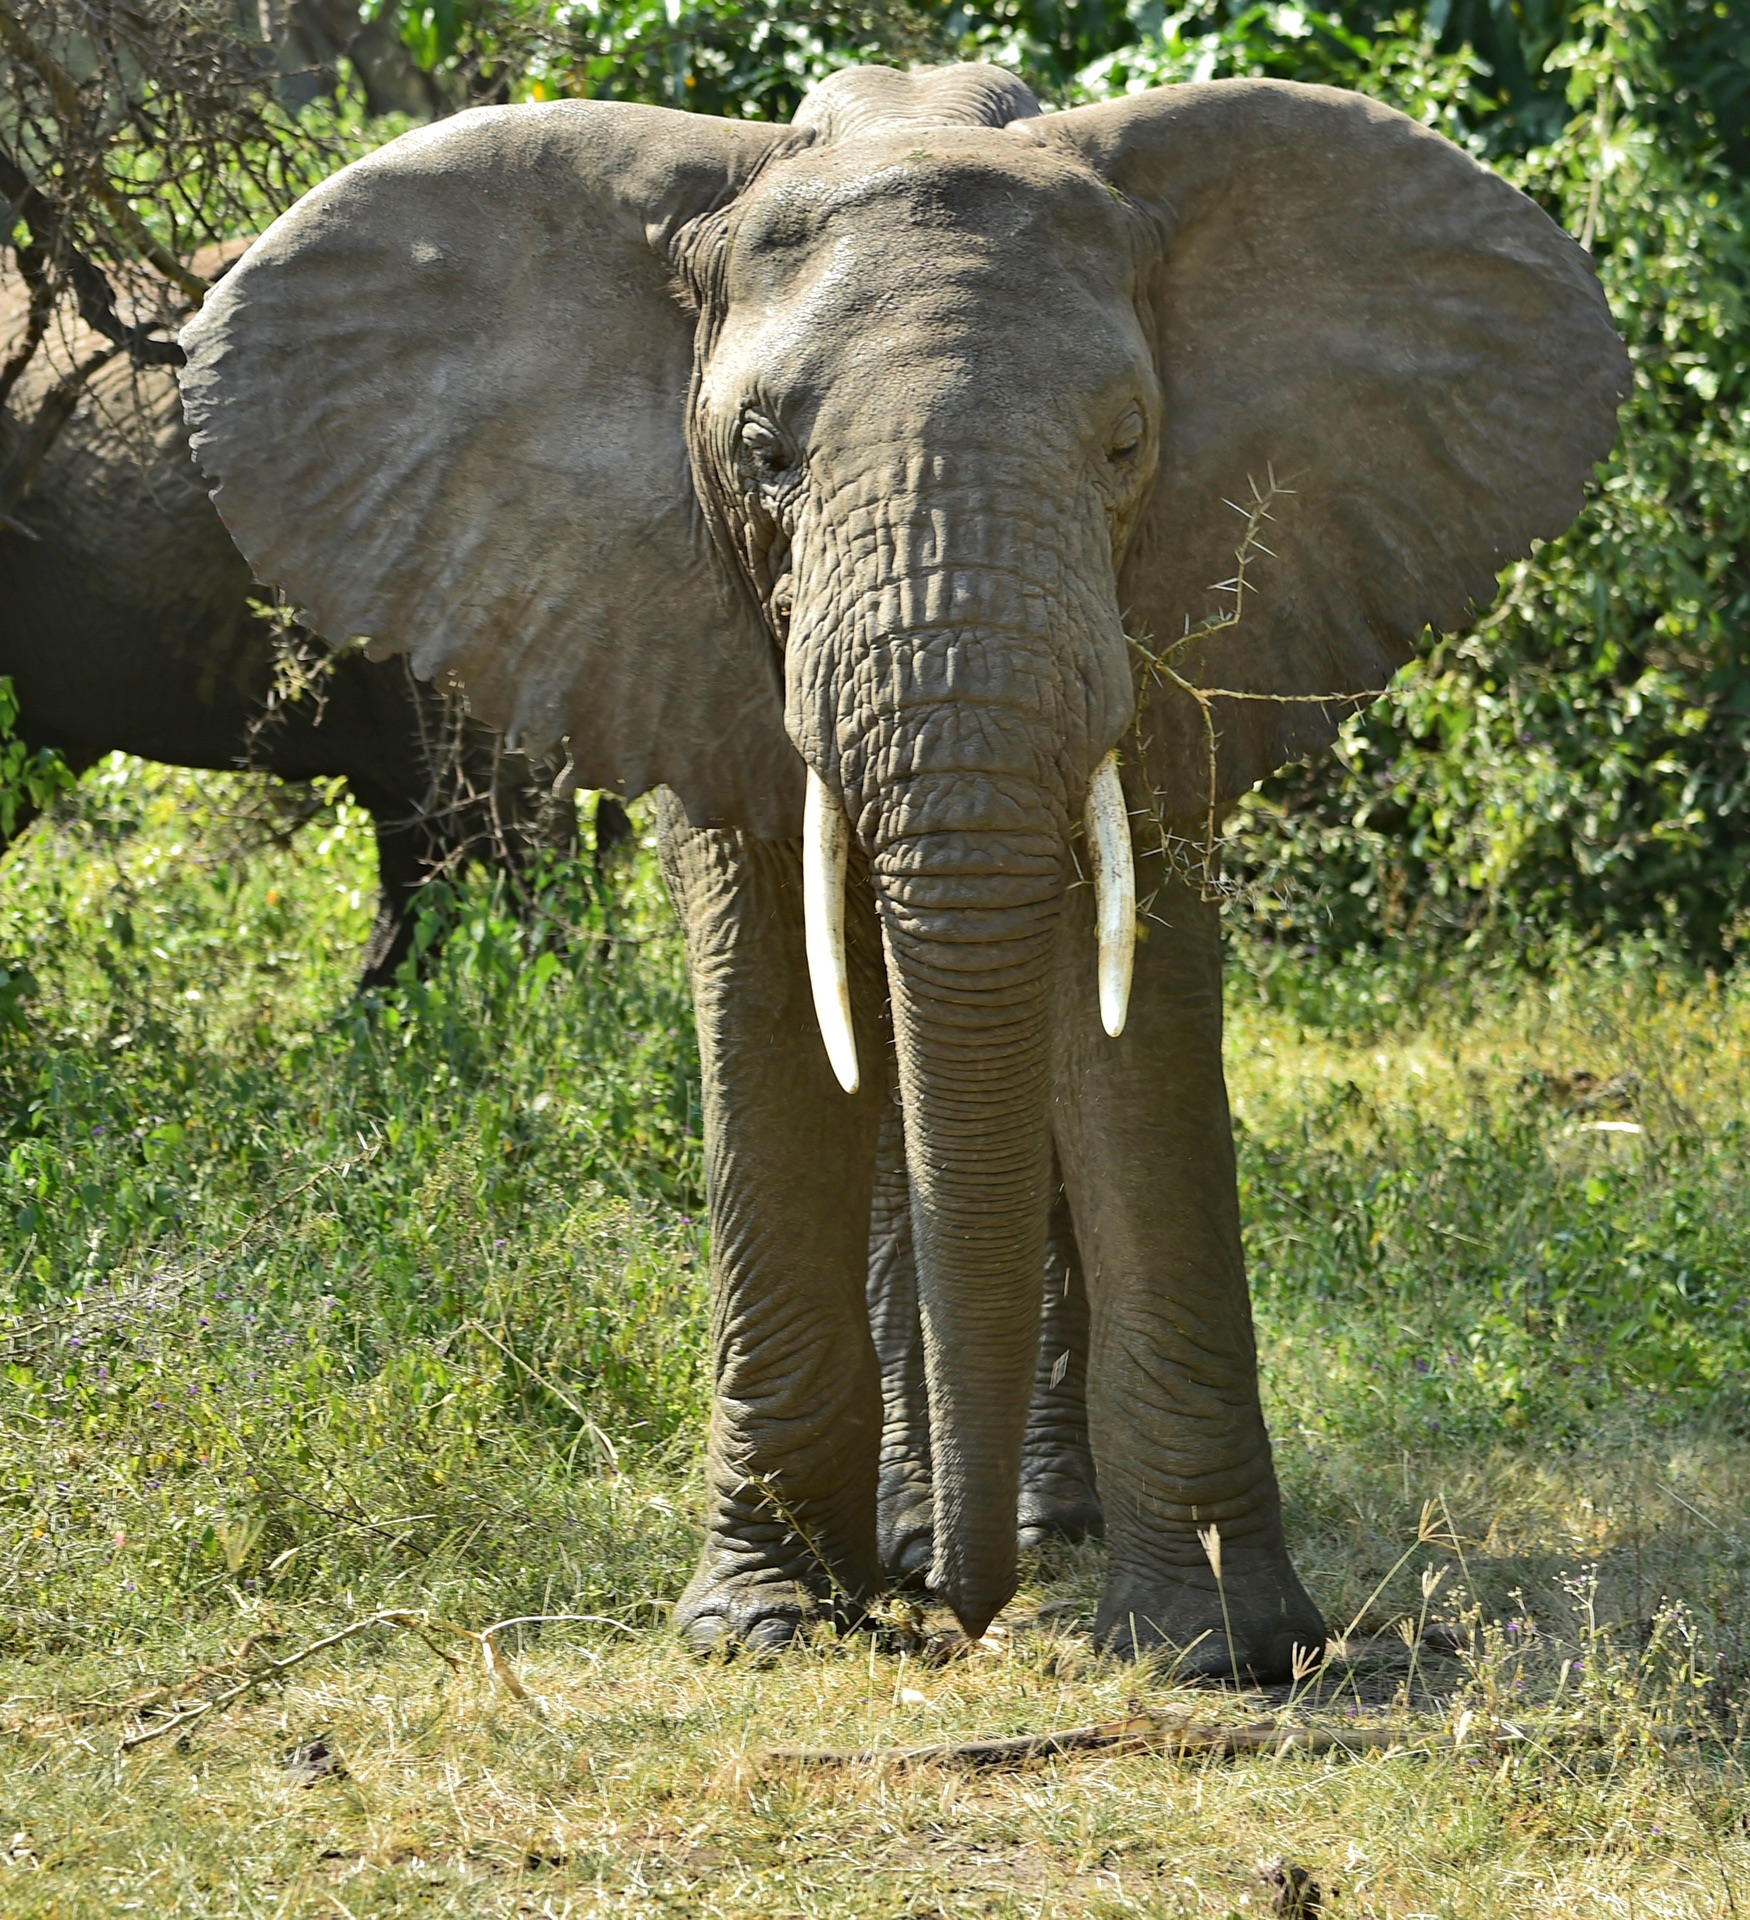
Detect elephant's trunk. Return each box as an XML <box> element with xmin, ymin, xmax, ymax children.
<box><xmin>788</xmin><ymin>457</ymin><xmax>1134</xmax><ymax>1638</ymax></box>
<box><xmin>805</xmin><ymin>750</ymin><xmax>1135</xmax><ymax>1091</ymax></box>
<box><xmin>869</xmin><ymin>763</ymin><xmax>1067</xmax><ymax>1637</ymax></box>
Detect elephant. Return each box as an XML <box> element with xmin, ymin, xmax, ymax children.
<box><xmin>178</xmin><ymin>62</ymin><xmax>1627</xmax><ymax>1674</ymax></box>
<box><xmin>0</xmin><ymin>265</ymin><xmax>609</xmax><ymax>987</ymax></box>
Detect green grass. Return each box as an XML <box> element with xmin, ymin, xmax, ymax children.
<box><xmin>1</xmin><ymin>758</ymin><xmax>1748</xmax><ymax>1916</ymax></box>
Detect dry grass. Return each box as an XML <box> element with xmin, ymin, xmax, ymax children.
<box><xmin>3</xmin><ymin>1520</ymin><xmax>1747</xmax><ymax>1919</ymax></box>
<box><xmin>3</xmin><ymin>772</ymin><xmax>1750</xmax><ymax>1914</ymax></box>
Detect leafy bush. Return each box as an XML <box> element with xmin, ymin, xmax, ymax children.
<box><xmin>0</xmin><ymin>676</ymin><xmax>73</xmax><ymax>842</ymax></box>
<box><xmin>1220</xmin><ymin>2</ymin><xmax>1750</xmax><ymax>960</ymax></box>
<box><xmin>0</xmin><ymin>767</ymin><xmax>710</xmax><ymax>1629</ymax></box>
<box><xmin>1008</xmin><ymin>5</ymin><xmax>1745</xmax><ymax>959</ymax></box>
<box><xmin>0</xmin><ymin>764</ymin><xmax>701</xmax><ymax>1301</ymax></box>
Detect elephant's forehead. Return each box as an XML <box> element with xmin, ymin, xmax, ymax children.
<box><xmin>727</xmin><ymin>131</ymin><xmax>1135</xmax><ymax>290</ymax></box>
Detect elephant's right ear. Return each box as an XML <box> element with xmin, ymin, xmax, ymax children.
<box><xmin>179</xmin><ymin>101</ymin><xmax>804</xmax><ymax>836</ymax></box>
<box><xmin>1043</xmin><ymin>81</ymin><xmax>1628</xmax><ymax>817</ymax></box>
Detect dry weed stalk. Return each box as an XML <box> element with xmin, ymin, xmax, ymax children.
<box><xmin>11</xmin><ymin>1607</ymin><xmax>642</xmax><ymax>1752</ymax></box>
<box><xmin>464</xmin><ymin>1318</ymin><xmax>623</xmax><ymax>1476</ymax></box>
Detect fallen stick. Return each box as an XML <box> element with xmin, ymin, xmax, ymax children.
<box><xmin>63</xmin><ymin>1631</ymin><xmax>292</xmax><ymax>1728</ymax></box>
<box><xmin>764</xmin><ymin>1713</ymin><xmax>1686</xmax><ymax>1772</ymax></box>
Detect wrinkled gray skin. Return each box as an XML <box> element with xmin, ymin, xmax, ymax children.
<box><xmin>0</xmin><ymin>275</ymin><xmax>582</xmax><ymax>985</ymax></box>
<box><xmin>179</xmin><ymin>64</ymin><xmax>1627</xmax><ymax>1675</ymax></box>
<box><xmin>871</xmin><ymin>1102</ymin><xmax>1099</xmax><ymax>1583</ymax></box>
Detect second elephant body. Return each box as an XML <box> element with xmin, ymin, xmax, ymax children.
<box><xmin>0</xmin><ymin>269</ymin><xmax>574</xmax><ymax>984</ymax></box>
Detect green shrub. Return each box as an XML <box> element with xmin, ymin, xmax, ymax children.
<box><xmin>1223</xmin><ymin>2</ymin><xmax>1750</xmax><ymax>959</ymax></box>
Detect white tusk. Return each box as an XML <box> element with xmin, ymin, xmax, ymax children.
<box><xmin>803</xmin><ymin>767</ymin><xmax>860</xmax><ymax>1093</ymax></box>
<box><xmin>1084</xmin><ymin>749</ymin><xmax>1136</xmax><ymax>1039</ymax></box>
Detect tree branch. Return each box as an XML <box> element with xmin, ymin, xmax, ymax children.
<box><xmin>0</xmin><ymin>8</ymin><xmax>208</xmax><ymax>303</ymax></box>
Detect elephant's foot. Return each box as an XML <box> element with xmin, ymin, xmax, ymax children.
<box><xmin>1017</xmin><ymin>1451</ymin><xmax>1102</xmax><ymax>1552</ymax></box>
<box><xmin>877</xmin><ymin>1469</ymin><xmax>936</xmax><ymax>1590</ymax></box>
<box><xmin>1097</xmin><ymin>1546</ymin><xmax>1325</xmax><ymax>1683</ymax></box>
<box><xmin>674</xmin><ymin>1553</ymin><xmax>834</xmax><ymax>1657</ymax></box>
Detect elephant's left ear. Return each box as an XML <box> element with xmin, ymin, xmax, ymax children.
<box><xmin>1043</xmin><ymin>81</ymin><xmax>1629</xmax><ymax>816</ymax></box>
<box><xmin>180</xmin><ymin>101</ymin><xmax>805</xmax><ymax>836</ymax></box>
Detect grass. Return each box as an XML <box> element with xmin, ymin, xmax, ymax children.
<box><xmin>1</xmin><ymin>759</ymin><xmax>1748</xmax><ymax>1916</ymax></box>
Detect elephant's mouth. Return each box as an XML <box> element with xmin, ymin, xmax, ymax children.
<box><xmin>801</xmin><ymin>750</ymin><xmax>1136</xmax><ymax>1096</ymax></box>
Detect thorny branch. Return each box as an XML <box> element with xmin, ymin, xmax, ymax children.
<box><xmin>244</xmin><ymin>604</ymin><xmax>346</xmax><ymax>749</ymax></box>
<box><xmin>240</xmin><ymin>600</ymin><xmax>581</xmax><ymax>902</ymax></box>
<box><xmin>0</xmin><ymin>0</ymin><xmax>350</xmax><ymax>496</ymax></box>
<box><xmin>1124</xmin><ymin>469</ymin><xmax>1382</xmax><ymax>916</ymax></box>
<box><xmin>0</xmin><ymin>8</ymin><xmax>208</xmax><ymax>303</ymax></box>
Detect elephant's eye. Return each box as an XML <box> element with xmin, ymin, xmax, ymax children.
<box><xmin>740</xmin><ymin>415</ymin><xmax>793</xmax><ymax>476</ymax></box>
<box><xmin>1109</xmin><ymin>408</ymin><xmax>1145</xmax><ymax>462</ymax></box>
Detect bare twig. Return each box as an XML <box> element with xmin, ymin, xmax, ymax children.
<box><xmin>0</xmin><ymin>9</ymin><xmax>209</xmax><ymax>301</ymax></box>
<box><xmin>1124</xmin><ymin>469</ymin><xmax>1382</xmax><ymax>912</ymax></box>
<box><xmin>0</xmin><ymin>0</ymin><xmax>353</xmax><ymax>464</ymax></box>
<box><xmin>118</xmin><ymin>1610</ymin><xmax>452</xmax><ymax>1750</ymax></box>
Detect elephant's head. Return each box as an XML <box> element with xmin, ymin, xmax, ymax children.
<box><xmin>179</xmin><ymin>64</ymin><xmax>1625</xmax><ymax>1635</ymax></box>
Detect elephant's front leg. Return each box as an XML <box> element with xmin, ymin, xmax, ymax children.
<box><xmin>1054</xmin><ymin>838</ymin><xmax>1325</xmax><ymax>1680</ymax></box>
<box><xmin>659</xmin><ymin>793</ymin><xmax>889</xmax><ymax>1653</ymax></box>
